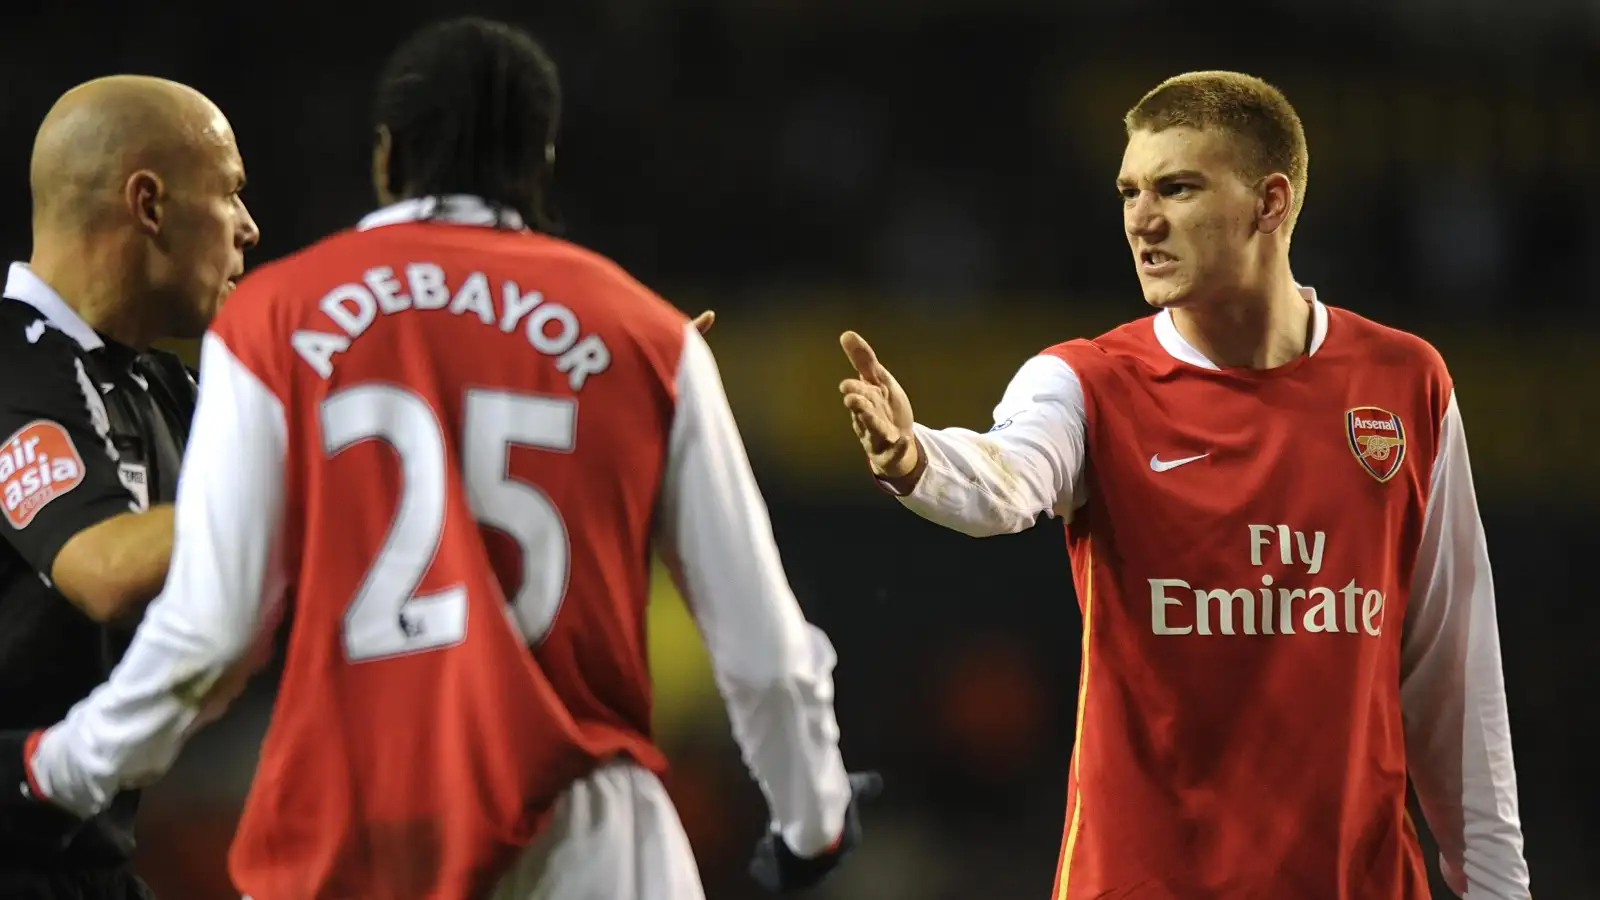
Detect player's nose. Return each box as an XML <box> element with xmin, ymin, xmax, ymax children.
<box><xmin>1124</xmin><ymin>193</ymin><xmax>1165</xmax><ymax>238</ymax></box>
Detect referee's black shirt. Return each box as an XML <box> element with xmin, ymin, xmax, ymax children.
<box><xmin>0</xmin><ymin>262</ymin><xmax>195</xmax><ymax>868</ymax></box>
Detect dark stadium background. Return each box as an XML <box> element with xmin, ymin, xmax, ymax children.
<box><xmin>3</xmin><ymin>2</ymin><xmax>1595</xmax><ymax>897</ymax></box>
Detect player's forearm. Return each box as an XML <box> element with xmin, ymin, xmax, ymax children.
<box><xmin>661</xmin><ymin>526</ymin><xmax>853</xmax><ymax>854</ymax></box>
<box><xmin>716</xmin><ymin>625</ymin><xmax>852</xmax><ymax>857</ymax></box>
<box><xmin>29</xmin><ymin>589</ymin><xmax>234</xmax><ymax>817</ymax></box>
<box><xmin>1407</xmin><ymin>643</ymin><xmax>1528</xmax><ymax>899</ymax></box>
<box><xmin>29</xmin><ymin>534</ymin><xmax>265</xmax><ymax>818</ymax></box>
<box><xmin>888</xmin><ymin>424</ymin><xmax>1057</xmax><ymax>536</ymax></box>
<box><xmin>1408</xmin><ymin>681</ymin><xmax>1528</xmax><ymax>899</ymax></box>
<box><xmin>51</xmin><ymin>505</ymin><xmax>174</xmax><ymax>624</ymax></box>
<box><xmin>668</xmin><ymin>511</ymin><xmax>858</xmax><ymax>854</ymax></box>
<box><xmin>663</xmin><ymin>538</ymin><xmax>853</xmax><ymax>855</ymax></box>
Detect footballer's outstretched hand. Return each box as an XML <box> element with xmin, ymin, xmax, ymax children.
<box><xmin>839</xmin><ymin>332</ymin><xmax>919</xmax><ymax>480</ymax></box>
<box><xmin>691</xmin><ymin>310</ymin><xmax>715</xmax><ymax>335</ymax></box>
<box><xmin>749</xmin><ymin>771</ymin><xmax>882</xmax><ymax>893</ymax></box>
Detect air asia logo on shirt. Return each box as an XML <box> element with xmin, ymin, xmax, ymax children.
<box><xmin>1</xmin><ymin>419</ymin><xmax>87</xmax><ymax>528</ymax></box>
<box><xmin>1345</xmin><ymin>406</ymin><xmax>1406</xmax><ymax>483</ymax></box>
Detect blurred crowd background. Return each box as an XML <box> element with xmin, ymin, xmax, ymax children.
<box><xmin>3</xmin><ymin>1</ymin><xmax>1597</xmax><ymax>897</ymax></box>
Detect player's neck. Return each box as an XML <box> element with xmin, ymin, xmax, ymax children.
<box><xmin>29</xmin><ymin>241</ymin><xmax>157</xmax><ymax>350</ymax></box>
<box><xmin>1171</xmin><ymin>275</ymin><xmax>1309</xmax><ymax>371</ymax></box>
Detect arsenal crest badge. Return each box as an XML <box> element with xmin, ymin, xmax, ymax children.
<box><xmin>1345</xmin><ymin>406</ymin><xmax>1407</xmax><ymax>483</ymax></box>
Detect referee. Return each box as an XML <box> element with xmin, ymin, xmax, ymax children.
<box><xmin>0</xmin><ymin>76</ymin><xmax>257</xmax><ymax>899</ymax></box>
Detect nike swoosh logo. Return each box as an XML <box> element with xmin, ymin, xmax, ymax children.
<box><xmin>1149</xmin><ymin>453</ymin><xmax>1209</xmax><ymax>472</ymax></box>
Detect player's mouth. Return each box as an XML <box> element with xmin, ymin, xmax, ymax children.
<box><xmin>1139</xmin><ymin>249</ymin><xmax>1178</xmax><ymax>275</ymax></box>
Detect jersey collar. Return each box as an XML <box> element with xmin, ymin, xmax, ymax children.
<box><xmin>356</xmin><ymin>195</ymin><xmax>526</xmax><ymax>232</ymax></box>
<box><xmin>3</xmin><ymin>262</ymin><xmax>105</xmax><ymax>351</ymax></box>
<box><xmin>1153</xmin><ymin>284</ymin><xmax>1327</xmax><ymax>371</ymax></box>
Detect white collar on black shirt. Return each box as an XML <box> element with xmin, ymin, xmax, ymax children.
<box><xmin>356</xmin><ymin>194</ymin><xmax>526</xmax><ymax>232</ymax></box>
<box><xmin>3</xmin><ymin>262</ymin><xmax>104</xmax><ymax>351</ymax></box>
<box><xmin>1153</xmin><ymin>284</ymin><xmax>1327</xmax><ymax>370</ymax></box>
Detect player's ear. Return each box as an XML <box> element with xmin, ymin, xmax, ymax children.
<box><xmin>531</xmin><ymin>140</ymin><xmax>561</xmax><ymax>234</ymax></box>
<box><xmin>1256</xmin><ymin>172</ymin><xmax>1293</xmax><ymax>236</ymax></box>
<box><xmin>125</xmin><ymin>170</ymin><xmax>164</xmax><ymax>236</ymax></box>
<box><xmin>372</xmin><ymin>125</ymin><xmax>395</xmax><ymax>205</ymax></box>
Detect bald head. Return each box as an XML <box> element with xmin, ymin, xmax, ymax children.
<box><xmin>25</xmin><ymin>75</ymin><xmax>258</xmax><ymax>349</ymax></box>
<box><xmin>30</xmin><ymin>75</ymin><xmax>235</xmax><ymax>232</ymax></box>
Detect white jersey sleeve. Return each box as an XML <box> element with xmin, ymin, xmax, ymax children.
<box><xmin>886</xmin><ymin>354</ymin><xmax>1088</xmax><ymax>536</ymax></box>
<box><xmin>1400</xmin><ymin>390</ymin><xmax>1529</xmax><ymax>899</ymax></box>
<box><xmin>654</xmin><ymin>324</ymin><xmax>852</xmax><ymax>857</ymax></box>
<box><xmin>28</xmin><ymin>333</ymin><xmax>289</xmax><ymax>817</ymax></box>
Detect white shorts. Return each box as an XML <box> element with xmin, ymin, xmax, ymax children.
<box><xmin>489</xmin><ymin>759</ymin><xmax>706</xmax><ymax>900</ymax></box>
<box><xmin>243</xmin><ymin>760</ymin><xmax>706</xmax><ymax>900</ymax></box>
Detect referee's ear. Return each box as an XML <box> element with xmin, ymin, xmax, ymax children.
<box><xmin>126</xmin><ymin>169</ymin><xmax>164</xmax><ymax>235</ymax></box>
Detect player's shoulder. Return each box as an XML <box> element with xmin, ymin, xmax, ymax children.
<box><xmin>247</xmin><ymin>228</ymin><xmax>364</xmax><ymax>292</ymax></box>
<box><xmin>495</xmin><ymin>235</ymin><xmax>694</xmax><ymax>380</ymax></box>
<box><xmin>1036</xmin><ymin>315</ymin><xmax>1158</xmax><ymax>374</ymax></box>
<box><xmin>517</xmin><ymin>234</ymin><xmax>688</xmax><ymax>332</ymax></box>
<box><xmin>210</xmin><ymin>229</ymin><xmax>360</xmax><ymax>340</ymax></box>
<box><xmin>1324</xmin><ymin>304</ymin><xmax>1455</xmax><ymax>439</ymax></box>
<box><xmin>1324</xmin><ymin>305</ymin><xmax>1449</xmax><ymax>379</ymax></box>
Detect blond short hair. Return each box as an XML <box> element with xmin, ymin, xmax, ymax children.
<box><xmin>1125</xmin><ymin>71</ymin><xmax>1309</xmax><ymax>233</ymax></box>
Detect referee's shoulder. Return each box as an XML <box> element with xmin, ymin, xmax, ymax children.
<box><xmin>0</xmin><ymin>299</ymin><xmax>84</xmax><ymax>382</ymax></box>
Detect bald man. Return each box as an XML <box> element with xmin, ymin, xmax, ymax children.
<box><xmin>0</xmin><ymin>75</ymin><xmax>256</xmax><ymax>899</ymax></box>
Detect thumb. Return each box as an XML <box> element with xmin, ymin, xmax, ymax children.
<box><xmin>690</xmin><ymin>310</ymin><xmax>716</xmax><ymax>334</ymax></box>
<box><xmin>848</xmin><ymin>771</ymin><xmax>883</xmax><ymax>802</ymax></box>
<box><xmin>839</xmin><ymin>331</ymin><xmax>888</xmax><ymax>384</ymax></box>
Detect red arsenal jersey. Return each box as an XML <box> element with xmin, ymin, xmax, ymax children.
<box><xmin>213</xmin><ymin>212</ymin><xmax>686</xmax><ymax>898</ymax></box>
<box><xmin>883</xmin><ymin>291</ymin><xmax>1528</xmax><ymax>899</ymax></box>
<box><xmin>1045</xmin><ymin>307</ymin><xmax>1443</xmax><ymax>898</ymax></box>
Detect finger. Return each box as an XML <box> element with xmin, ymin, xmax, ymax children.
<box><xmin>841</xmin><ymin>393</ymin><xmax>883</xmax><ymax>421</ymax></box>
<box><xmin>849</xmin><ymin>415</ymin><xmax>870</xmax><ymax>442</ymax></box>
<box><xmin>848</xmin><ymin>771</ymin><xmax>883</xmax><ymax>802</ymax></box>
<box><xmin>848</xmin><ymin>405</ymin><xmax>895</xmax><ymax>446</ymax></box>
<box><xmin>690</xmin><ymin>310</ymin><xmax>715</xmax><ymax>334</ymax></box>
<box><xmin>839</xmin><ymin>378</ymin><xmax>880</xmax><ymax>397</ymax></box>
<box><xmin>839</xmin><ymin>331</ymin><xmax>889</xmax><ymax>385</ymax></box>
<box><xmin>748</xmin><ymin>836</ymin><xmax>779</xmax><ymax>890</ymax></box>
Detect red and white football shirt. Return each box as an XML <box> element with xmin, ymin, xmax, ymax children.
<box><xmin>889</xmin><ymin>290</ymin><xmax>1527</xmax><ymax>899</ymax></box>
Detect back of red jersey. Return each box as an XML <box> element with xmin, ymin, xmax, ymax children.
<box><xmin>210</xmin><ymin>214</ymin><xmax>688</xmax><ymax>899</ymax></box>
